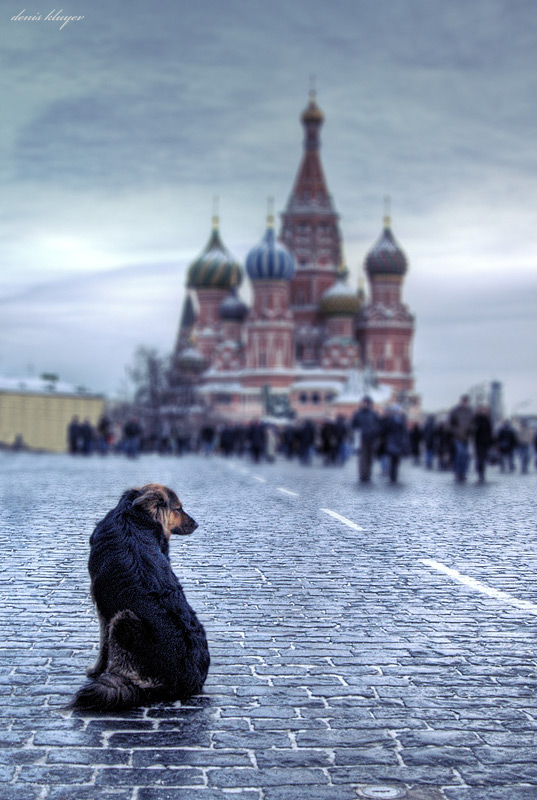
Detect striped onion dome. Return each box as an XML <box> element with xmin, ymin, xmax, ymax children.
<box><xmin>245</xmin><ymin>214</ymin><xmax>296</xmax><ymax>282</ymax></box>
<box><xmin>219</xmin><ymin>287</ymin><xmax>249</xmax><ymax>322</ymax></box>
<box><xmin>320</xmin><ymin>269</ymin><xmax>362</xmax><ymax>317</ymax></box>
<box><xmin>187</xmin><ymin>217</ymin><xmax>243</xmax><ymax>290</ymax></box>
<box><xmin>364</xmin><ymin>215</ymin><xmax>408</xmax><ymax>277</ymax></box>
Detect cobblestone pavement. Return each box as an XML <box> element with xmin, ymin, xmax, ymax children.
<box><xmin>1</xmin><ymin>451</ymin><xmax>536</xmax><ymax>800</ymax></box>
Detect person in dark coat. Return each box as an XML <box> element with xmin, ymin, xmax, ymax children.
<box><xmin>248</xmin><ymin>419</ymin><xmax>267</xmax><ymax>463</ymax></box>
<box><xmin>496</xmin><ymin>420</ymin><xmax>518</xmax><ymax>472</ymax></box>
<box><xmin>422</xmin><ymin>415</ymin><xmax>437</xmax><ymax>470</ymax></box>
<box><xmin>96</xmin><ymin>415</ymin><xmax>112</xmax><ymax>455</ymax></box>
<box><xmin>67</xmin><ymin>415</ymin><xmax>82</xmax><ymax>455</ymax></box>
<box><xmin>449</xmin><ymin>394</ymin><xmax>474</xmax><ymax>482</ymax></box>
<box><xmin>382</xmin><ymin>404</ymin><xmax>410</xmax><ymax>483</ymax></box>
<box><xmin>333</xmin><ymin>415</ymin><xmax>349</xmax><ymax>465</ymax></box>
<box><xmin>80</xmin><ymin>419</ymin><xmax>94</xmax><ymax>456</ymax></box>
<box><xmin>200</xmin><ymin>424</ymin><xmax>216</xmax><ymax>456</ymax></box>
<box><xmin>352</xmin><ymin>396</ymin><xmax>380</xmax><ymax>483</ymax></box>
<box><xmin>472</xmin><ymin>405</ymin><xmax>493</xmax><ymax>482</ymax></box>
<box><xmin>297</xmin><ymin>419</ymin><xmax>316</xmax><ymax>465</ymax></box>
<box><xmin>123</xmin><ymin>416</ymin><xmax>143</xmax><ymax>458</ymax></box>
<box><xmin>409</xmin><ymin>422</ymin><xmax>422</xmax><ymax>465</ymax></box>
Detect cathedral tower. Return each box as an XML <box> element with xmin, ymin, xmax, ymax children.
<box><xmin>184</xmin><ymin>214</ymin><xmax>243</xmax><ymax>363</ymax></box>
<box><xmin>243</xmin><ymin>211</ymin><xmax>296</xmax><ymax>387</ymax></box>
<box><xmin>280</xmin><ymin>92</ymin><xmax>343</xmax><ymax>365</ymax></box>
<box><xmin>356</xmin><ymin>210</ymin><xmax>415</xmax><ymax>393</ymax></box>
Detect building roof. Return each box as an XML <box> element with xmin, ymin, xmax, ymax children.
<box><xmin>0</xmin><ymin>375</ymin><xmax>101</xmax><ymax>397</ymax></box>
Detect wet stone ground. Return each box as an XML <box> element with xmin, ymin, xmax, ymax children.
<box><xmin>0</xmin><ymin>450</ymin><xmax>536</xmax><ymax>800</ymax></box>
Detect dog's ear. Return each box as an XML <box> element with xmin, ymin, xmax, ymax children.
<box><xmin>132</xmin><ymin>485</ymin><xmax>169</xmax><ymax>528</ymax></box>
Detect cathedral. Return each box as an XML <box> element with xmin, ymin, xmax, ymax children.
<box><xmin>171</xmin><ymin>92</ymin><xmax>416</xmax><ymax>421</ymax></box>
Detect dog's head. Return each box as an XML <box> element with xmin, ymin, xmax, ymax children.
<box><xmin>131</xmin><ymin>484</ymin><xmax>198</xmax><ymax>539</ymax></box>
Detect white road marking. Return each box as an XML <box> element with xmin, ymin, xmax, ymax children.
<box><xmin>321</xmin><ymin>508</ymin><xmax>364</xmax><ymax>531</ymax></box>
<box><xmin>253</xmin><ymin>475</ymin><xmax>267</xmax><ymax>483</ymax></box>
<box><xmin>277</xmin><ymin>487</ymin><xmax>299</xmax><ymax>497</ymax></box>
<box><xmin>420</xmin><ymin>558</ymin><xmax>537</xmax><ymax>615</ymax></box>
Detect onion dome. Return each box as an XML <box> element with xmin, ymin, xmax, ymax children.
<box><xmin>187</xmin><ymin>215</ymin><xmax>243</xmax><ymax>290</ymax></box>
<box><xmin>219</xmin><ymin>287</ymin><xmax>249</xmax><ymax>322</ymax></box>
<box><xmin>364</xmin><ymin>214</ymin><xmax>408</xmax><ymax>277</ymax></box>
<box><xmin>301</xmin><ymin>90</ymin><xmax>324</xmax><ymax>125</ymax></box>
<box><xmin>245</xmin><ymin>211</ymin><xmax>296</xmax><ymax>282</ymax></box>
<box><xmin>320</xmin><ymin>269</ymin><xmax>362</xmax><ymax>317</ymax></box>
<box><xmin>176</xmin><ymin>343</ymin><xmax>206</xmax><ymax>373</ymax></box>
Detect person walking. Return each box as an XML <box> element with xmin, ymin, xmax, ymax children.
<box><xmin>248</xmin><ymin>419</ymin><xmax>267</xmax><ymax>463</ymax></box>
<box><xmin>422</xmin><ymin>415</ymin><xmax>437</xmax><ymax>470</ymax></box>
<box><xmin>409</xmin><ymin>422</ymin><xmax>422</xmax><ymax>465</ymax></box>
<box><xmin>80</xmin><ymin>418</ymin><xmax>94</xmax><ymax>456</ymax></box>
<box><xmin>449</xmin><ymin>394</ymin><xmax>474</xmax><ymax>482</ymax></box>
<box><xmin>496</xmin><ymin>420</ymin><xmax>518</xmax><ymax>473</ymax></box>
<box><xmin>352</xmin><ymin>396</ymin><xmax>380</xmax><ymax>483</ymax></box>
<box><xmin>516</xmin><ymin>420</ymin><xmax>533</xmax><ymax>474</ymax></box>
<box><xmin>382</xmin><ymin>404</ymin><xmax>410</xmax><ymax>483</ymax></box>
<box><xmin>123</xmin><ymin>416</ymin><xmax>143</xmax><ymax>458</ymax></box>
<box><xmin>472</xmin><ymin>405</ymin><xmax>493</xmax><ymax>482</ymax></box>
<box><xmin>67</xmin><ymin>415</ymin><xmax>82</xmax><ymax>455</ymax></box>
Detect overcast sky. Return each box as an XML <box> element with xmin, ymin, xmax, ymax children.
<box><xmin>1</xmin><ymin>0</ymin><xmax>536</xmax><ymax>413</ymax></box>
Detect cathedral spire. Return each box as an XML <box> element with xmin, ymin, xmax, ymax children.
<box><xmin>284</xmin><ymin>92</ymin><xmax>334</xmax><ymax>214</ymax></box>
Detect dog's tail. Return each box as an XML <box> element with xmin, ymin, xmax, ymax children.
<box><xmin>68</xmin><ymin>672</ymin><xmax>144</xmax><ymax>711</ymax></box>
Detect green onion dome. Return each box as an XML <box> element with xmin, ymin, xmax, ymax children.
<box><xmin>319</xmin><ymin>269</ymin><xmax>362</xmax><ymax>317</ymax></box>
<box><xmin>187</xmin><ymin>217</ymin><xmax>243</xmax><ymax>290</ymax></box>
<box><xmin>364</xmin><ymin>215</ymin><xmax>408</xmax><ymax>277</ymax></box>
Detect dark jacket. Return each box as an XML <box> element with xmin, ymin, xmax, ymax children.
<box><xmin>473</xmin><ymin>413</ymin><xmax>493</xmax><ymax>450</ymax></box>
<box><xmin>352</xmin><ymin>407</ymin><xmax>380</xmax><ymax>442</ymax></box>
<box><xmin>450</xmin><ymin>404</ymin><xmax>473</xmax><ymax>443</ymax></box>
<box><xmin>382</xmin><ymin>413</ymin><xmax>410</xmax><ymax>457</ymax></box>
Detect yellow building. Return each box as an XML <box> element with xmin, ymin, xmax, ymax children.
<box><xmin>0</xmin><ymin>378</ymin><xmax>105</xmax><ymax>453</ymax></box>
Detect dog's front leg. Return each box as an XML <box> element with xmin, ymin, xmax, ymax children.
<box><xmin>86</xmin><ymin>611</ymin><xmax>109</xmax><ymax>677</ymax></box>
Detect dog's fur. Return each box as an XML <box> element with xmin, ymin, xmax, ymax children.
<box><xmin>69</xmin><ymin>484</ymin><xmax>210</xmax><ymax>711</ymax></box>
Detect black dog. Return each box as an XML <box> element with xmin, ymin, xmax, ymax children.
<box><xmin>69</xmin><ymin>484</ymin><xmax>210</xmax><ymax>711</ymax></box>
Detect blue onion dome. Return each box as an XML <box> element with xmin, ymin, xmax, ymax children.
<box><xmin>219</xmin><ymin>287</ymin><xmax>249</xmax><ymax>322</ymax></box>
<box><xmin>187</xmin><ymin>216</ymin><xmax>243</xmax><ymax>290</ymax></box>
<box><xmin>245</xmin><ymin>212</ymin><xmax>296</xmax><ymax>282</ymax></box>
<box><xmin>365</xmin><ymin>214</ymin><xmax>408</xmax><ymax>277</ymax></box>
<box><xmin>320</xmin><ymin>268</ymin><xmax>362</xmax><ymax>317</ymax></box>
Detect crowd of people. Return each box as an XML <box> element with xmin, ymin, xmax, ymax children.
<box><xmin>67</xmin><ymin>415</ymin><xmax>142</xmax><ymax>458</ymax></box>
<box><xmin>66</xmin><ymin>395</ymin><xmax>537</xmax><ymax>484</ymax></box>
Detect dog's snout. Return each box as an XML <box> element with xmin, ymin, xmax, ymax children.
<box><xmin>171</xmin><ymin>511</ymin><xmax>198</xmax><ymax>536</ymax></box>
<box><xmin>186</xmin><ymin>514</ymin><xmax>198</xmax><ymax>533</ymax></box>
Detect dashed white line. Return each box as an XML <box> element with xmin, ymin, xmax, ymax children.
<box><xmin>277</xmin><ymin>487</ymin><xmax>300</xmax><ymax>497</ymax></box>
<box><xmin>420</xmin><ymin>558</ymin><xmax>537</xmax><ymax>616</ymax></box>
<box><xmin>253</xmin><ymin>475</ymin><xmax>267</xmax><ymax>483</ymax></box>
<box><xmin>320</xmin><ymin>508</ymin><xmax>364</xmax><ymax>531</ymax></box>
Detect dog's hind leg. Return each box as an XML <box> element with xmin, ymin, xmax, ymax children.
<box><xmin>107</xmin><ymin>610</ymin><xmax>159</xmax><ymax>688</ymax></box>
<box><xmin>86</xmin><ymin>611</ymin><xmax>109</xmax><ymax>678</ymax></box>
